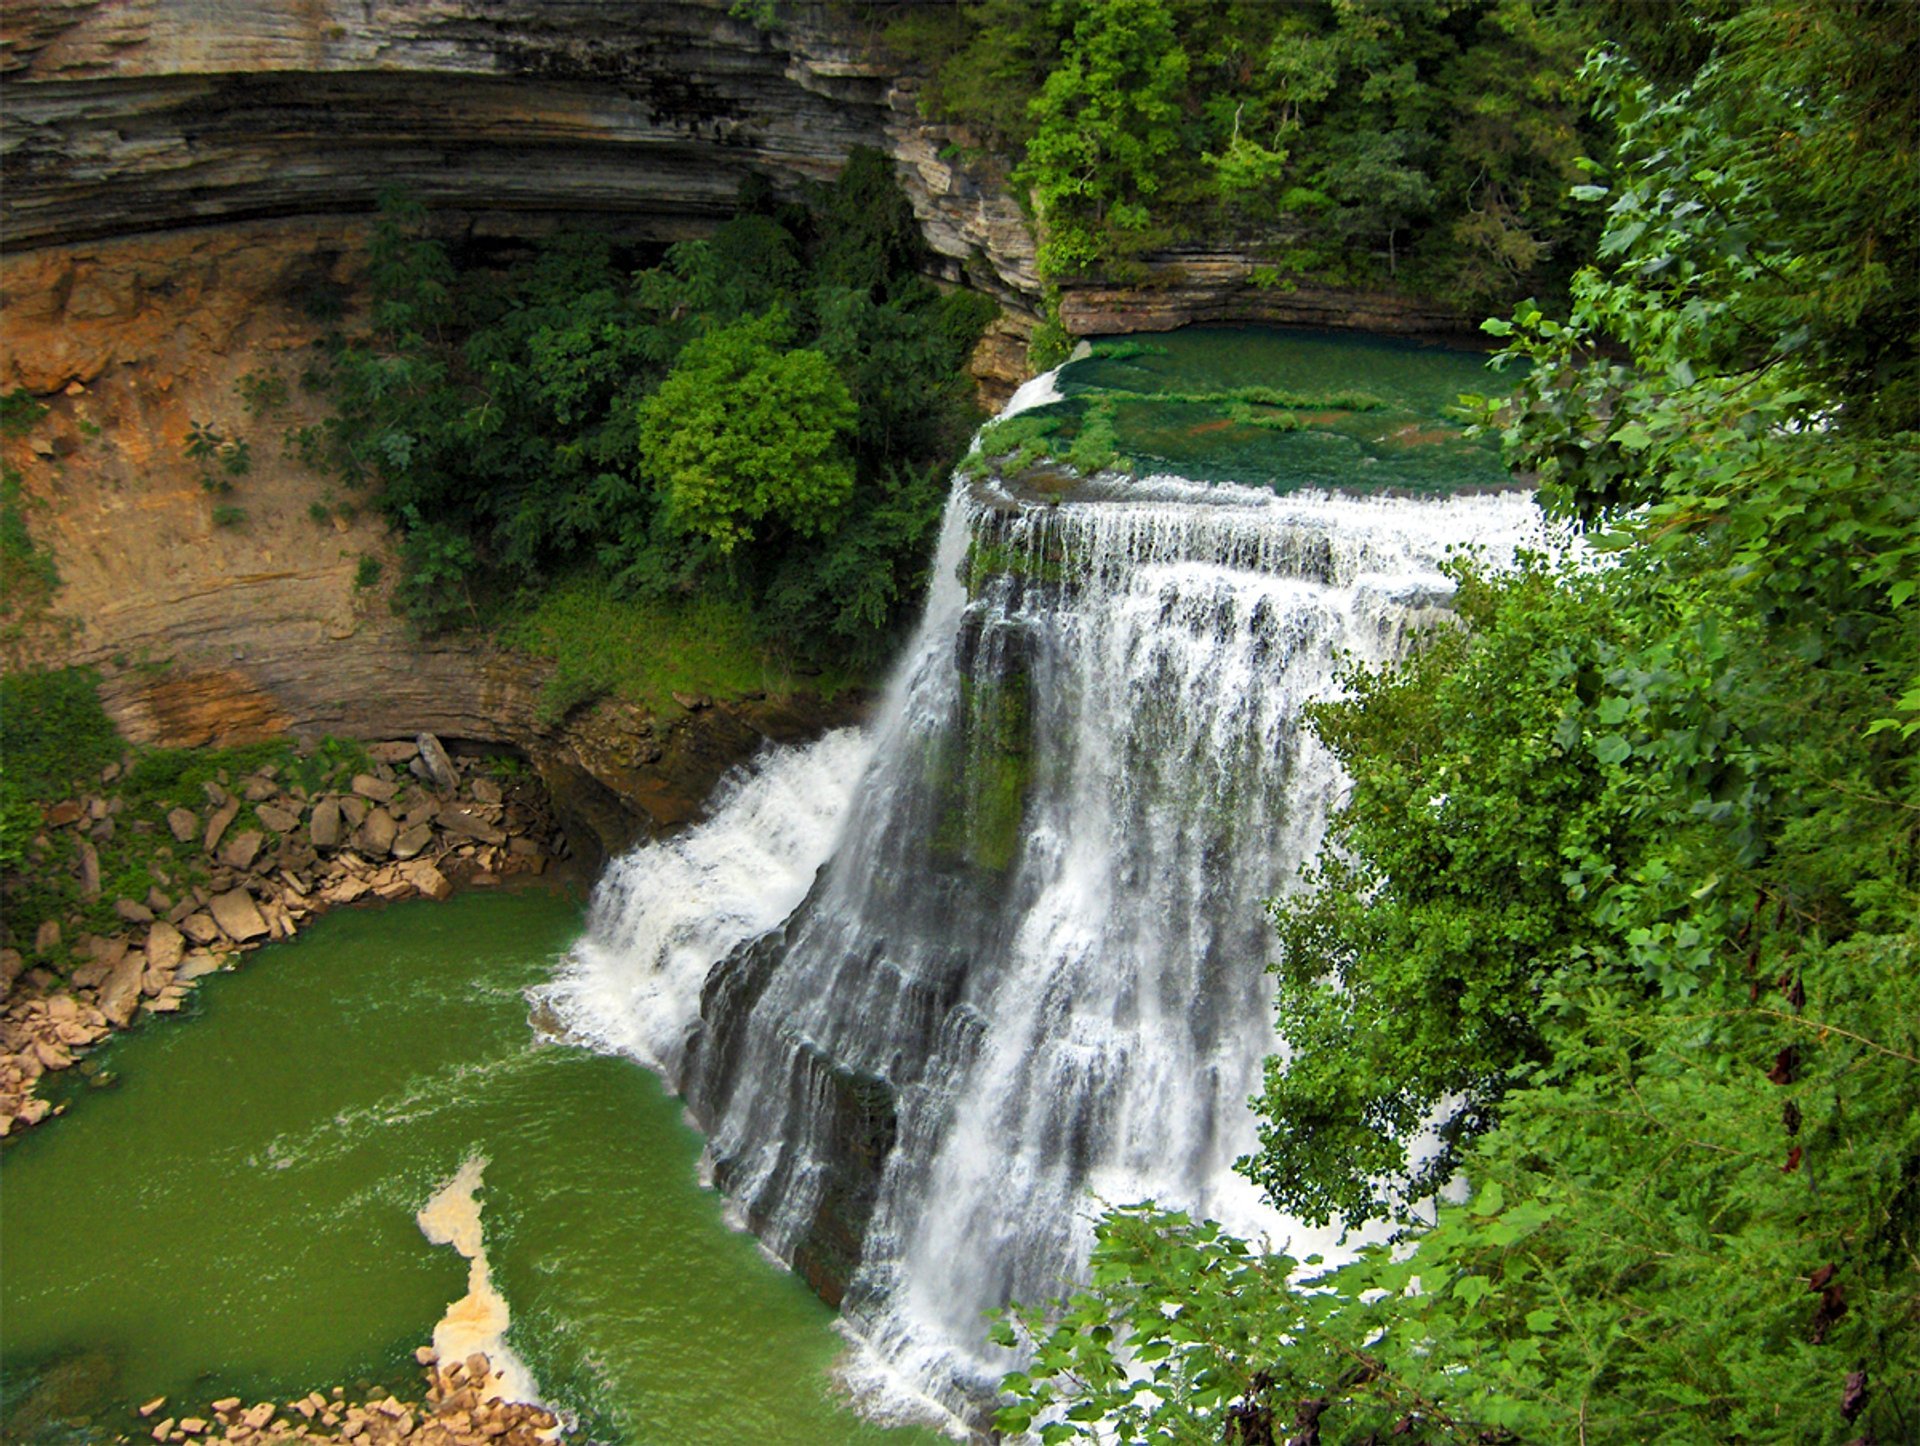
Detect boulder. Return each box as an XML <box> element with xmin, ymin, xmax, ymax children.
<box><xmin>309</xmin><ymin>798</ymin><xmax>344</xmax><ymax>850</ymax></box>
<box><xmin>166</xmin><ymin>807</ymin><xmax>200</xmax><ymax>843</ymax></box>
<box><xmin>146</xmin><ymin>920</ymin><xmax>186</xmax><ymax>971</ymax></box>
<box><xmin>33</xmin><ymin>919</ymin><xmax>60</xmax><ymax>954</ymax></box>
<box><xmin>437</xmin><ymin>806</ymin><xmax>505</xmax><ymax>846</ymax></box>
<box><xmin>202</xmin><ymin>798</ymin><xmax>241</xmax><ymax>853</ymax></box>
<box><xmin>402</xmin><ymin>861</ymin><xmax>454</xmax><ymax>901</ymax></box>
<box><xmin>179</xmin><ymin>912</ymin><xmax>222</xmax><ymax>945</ymax></box>
<box><xmin>43</xmin><ymin>799</ymin><xmax>83</xmax><ymax>828</ymax></box>
<box><xmin>98</xmin><ymin>949</ymin><xmax>147</xmax><ymax>1026</ymax></box>
<box><xmin>255</xmin><ymin>803</ymin><xmax>300</xmax><ymax>834</ymax></box>
<box><xmin>351</xmin><ymin>774</ymin><xmax>399</xmax><ymax>803</ymax></box>
<box><xmin>77</xmin><ymin>838</ymin><xmax>101</xmax><ymax>897</ymax></box>
<box><xmin>146</xmin><ymin>884</ymin><xmax>173</xmax><ymax>914</ymax></box>
<box><xmin>368</xmin><ymin>740</ymin><xmax>418</xmax><ymax>764</ymax></box>
<box><xmin>242</xmin><ymin>775</ymin><xmax>278</xmax><ymax>802</ymax></box>
<box><xmin>355</xmin><ymin>807</ymin><xmax>398</xmax><ymax>857</ymax></box>
<box><xmin>390</xmin><ymin>823</ymin><xmax>434</xmax><ymax>861</ymax></box>
<box><xmin>338</xmin><ymin>795</ymin><xmax>370</xmax><ymax>829</ymax></box>
<box><xmin>470</xmin><ymin>777</ymin><xmax>503</xmax><ymax>805</ymax></box>
<box><xmin>208</xmin><ymin>891</ymin><xmax>269</xmax><ymax>943</ymax></box>
<box><xmin>113</xmin><ymin>897</ymin><xmax>154</xmax><ymax>924</ymax></box>
<box><xmin>175</xmin><ymin>952</ymin><xmax>225</xmax><ymax>982</ymax></box>
<box><xmin>219</xmin><ymin>830</ymin><xmax>265</xmax><ymax>871</ymax></box>
<box><xmin>416</xmin><ymin>733</ymin><xmax>460</xmax><ymax>793</ymax></box>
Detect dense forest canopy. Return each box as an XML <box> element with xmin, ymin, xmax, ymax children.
<box><xmin>305</xmin><ymin>151</ymin><xmax>994</xmax><ymax>669</ymax></box>
<box><xmin>883</xmin><ymin>0</ymin><xmax>1604</xmax><ymax>308</ymax></box>
<box><xmin>994</xmin><ymin>1</ymin><xmax>1919</xmax><ymax>1442</ymax></box>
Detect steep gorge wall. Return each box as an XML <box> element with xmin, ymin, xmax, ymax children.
<box><xmin>0</xmin><ymin>0</ymin><xmax>1466</xmax><ymax>855</ymax></box>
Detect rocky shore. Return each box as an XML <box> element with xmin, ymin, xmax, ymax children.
<box><xmin>0</xmin><ymin>732</ymin><xmax>565</xmax><ymax>1136</ymax></box>
<box><xmin>126</xmin><ymin>1348</ymin><xmax>562</xmax><ymax>1446</ymax></box>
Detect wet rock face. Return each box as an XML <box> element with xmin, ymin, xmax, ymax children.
<box><xmin>0</xmin><ymin>0</ymin><xmax>1040</xmax><ymax>313</ymax></box>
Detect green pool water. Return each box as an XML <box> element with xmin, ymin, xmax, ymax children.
<box><xmin>1048</xmin><ymin>325</ymin><xmax>1511</xmax><ymax>493</ymax></box>
<box><xmin>0</xmin><ymin>890</ymin><xmax>945</xmax><ymax>1446</ymax></box>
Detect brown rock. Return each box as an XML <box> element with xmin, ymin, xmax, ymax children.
<box><xmin>166</xmin><ymin>807</ymin><xmax>200</xmax><ymax>843</ymax></box>
<box><xmin>43</xmin><ymin>800</ymin><xmax>83</xmax><ymax>828</ymax></box>
<box><xmin>338</xmin><ymin>795</ymin><xmax>370</xmax><ymax>830</ymax></box>
<box><xmin>33</xmin><ymin>918</ymin><xmax>61</xmax><ymax>954</ymax></box>
<box><xmin>179</xmin><ymin>1421</ymin><xmax>207</xmax><ymax>1436</ymax></box>
<box><xmin>355</xmin><ymin>807</ymin><xmax>398</xmax><ymax>858</ymax></box>
<box><xmin>368</xmin><ymin>741</ymin><xmax>418</xmax><ymax>764</ymax></box>
<box><xmin>98</xmin><ymin>948</ymin><xmax>147</xmax><ymax>1026</ymax></box>
<box><xmin>242</xmin><ymin>775</ymin><xmax>278</xmax><ymax>802</ymax></box>
<box><xmin>115</xmin><ymin>897</ymin><xmax>156</xmax><ymax>924</ymax></box>
<box><xmin>146</xmin><ymin>884</ymin><xmax>173</xmax><ymax>914</ymax></box>
<box><xmin>671</xmin><ymin>690</ymin><xmax>711</xmax><ymax>711</ymax></box>
<box><xmin>255</xmin><ymin>803</ymin><xmax>300</xmax><ymax>834</ymax></box>
<box><xmin>390</xmin><ymin>823</ymin><xmax>434</xmax><ymax>861</ymax></box>
<box><xmin>149</xmin><ymin>1417</ymin><xmax>174</xmax><ymax>1441</ymax></box>
<box><xmin>242</xmin><ymin>1402</ymin><xmax>276</xmax><ymax>1430</ymax></box>
<box><xmin>203</xmin><ymin>798</ymin><xmax>241</xmax><ymax>853</ymax></box>
<box><xmin>139</xmin><ymin>1396</ymin><xmax>167</xmax><ymax>1418</ymax></box>
<box><xmin>437</xmin><ymin>807</ymin><xmax>505</xmax><ymax>846</ymax></box>
<box><xmin>416</xmin><ymin>734</ymin><xmax>460</xmax><ymax>793</ymax></box>
<box><xmin>402</xmin><ymin>862</ymin><xmax>454</xmax><ymax>901</ymax></box>
<box><xmin>77</xmin><ymin>838</ymin><xmax>101</xmax><ymax>897</ymax></box>
<box><xmin>351</xmin><ymin>774</ymin><xmax>400</xmax><ymax>803</ymax></box>
<box><xmin>175</xmin><ymin>951</ymin><xmax>225</xmax><ymax>982</ymax></box>
<box><xmin>208</xmin><ymin>890</ymin><xmax>269</xmax><ymax>943</ymax></box>
<box><xmin>310</xmin><ymin>799</ymin><xmax>344</xmax><ymax>851</ymax></box>
<box><xmin>220</xmin><ymin>830</ymin><xmax>265</xmax><ymax>871</ymax></box>
<box><xmin>179</xmin><ymin>912</ymin><xmax>222</xmax><ymax>945</ymax></box>
<box><xmin>146</xmin><ymin>920</ymin><xmax>186</xmax><ymax>971</ymax></box>
<box><xmin>470</xmin><ymin>777</ymin><xmax>503</xmax><ymax>806</ymax></box>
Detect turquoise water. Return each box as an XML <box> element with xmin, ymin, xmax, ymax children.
<box><xmin>1049</xmin><ymin>325</ymin><xmax>1510</xmax><ymax>493</ymax></box>
<box><xmin>0</xmin><ymin>890</ymin><xmax>944</xmax><ymax>1446</ymax></box>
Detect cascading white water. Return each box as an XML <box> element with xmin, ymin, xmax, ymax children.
<box><xmin>544</xmin><ymin>463</ymin><xmax>1545</xmax><ymax>1429</ymax></box>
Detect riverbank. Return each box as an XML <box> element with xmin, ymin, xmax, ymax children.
<box><xmin>0</xmin><ymin>731</ymin><xmax>565</xmax><ymax>1136</ymax></box>
<box><xmin>125</xmin><ymin>1348</ymin><xmax>560</xmax><ymax>1446</ymax></box>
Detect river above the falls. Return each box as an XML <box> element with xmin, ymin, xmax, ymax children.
<box><xmin>0</xmin><ymin>889</ymin><xmax>946</xmax><ymax>1446</ymax></box>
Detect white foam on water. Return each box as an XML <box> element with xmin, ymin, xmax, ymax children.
<box><xmin>416</xmin><ymin>1154</ymin><xmax>543</xmax><ymax>1411</ymax></box>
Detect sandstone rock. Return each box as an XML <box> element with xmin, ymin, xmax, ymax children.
<box><xmin>390</xmin><ymin>822</ymin><xmax>434</xmax><ymax>861</ymax></box>
<box><xmin>243</xmin><ymin>775</ymin><xmax>278</xmax><ymax>802</ymax></box>
<box><xmin>202</xmin><ymin>783</ymin><xmax>230</xmax><ymax>808</ymax></box>
<box><xmin>31</xmin><ymin>1036</ymin><xmax>72</xmax><ymax>1071</ymax></box>
<box><xmin>33</xmin><ymin>919</ymin><xmax>60</xmax><ymax>954</ymax></box>
<box><xmin>351</xmin><ymin>773</ymin><xmax>399</xmax><ymax>803</ymax></box>
<box><xmin>211</xmin><ymin>1399</ymin><xmax>241</xmax><ymax>1414</ymax></box>
<box><xmin>414</xmin><ymin>1346</ymin><xmax>437</xmax><ymax>1366</ymax></box>
<box><xmin>115</xmin><ymin>897</ymin><xmax>156</xmax><ymax>924</ymax></box>
<box><xmin>220</xmin><ymin>830</ymin><xmax>265</xmax><ymax>871</ymax></box>
<box><xmin>369</xmin><ymin>741</ymin><xmax>418</xmax><ymax>764</ymax></box>
<box><xmin>338</xmin><ymin>795</ymin><xmax>370</xmax><ymax>830</ymax></box>
<box><xmin>142</xmin><ymin>959</ymin><xmax>175</xmax><ymax>997</ymax></box>
<box><xmin>310</xmin><ymin>799</ymin><xmax>344</xmax><ymax>851</ymax></box>
<box><xmin>139</xmin><ymin>1396</ymin><xmax>167</xmax><ymax>1418</ymax></box>
<box><xmin>416</xmin><ymin>733</ymin><xmax>460</xmax><ymax>793</ymax></box>
<box><xmin>166</xmin><ymin>807</ymin><xmax>200</xmax><ymax>842</ymax></box>
<box><xmin>98</xmin><ymin>949</ymin><xmax>147</xmax><ymax>1026</ymax></box>
<box><xmin>203</xmin><ymin>798</ymin><xmax>241</xmax><ymax>853</ymax></box>
<box><xmin>242</xmin><ymin>1402</ymin><xmax>276</xmax><ymax>1429</ymax></box>
<box><xmin>437</xmin><ymin>807</ymin><xmax>505</xmax><ymax>846</ymax></box>
<box><xmin>402</xmin><ymin>862</ymin><xmax>454</xmax><ymax>901</ymax></box>
<box><xmin>179</xmin><ymin>1420</ymin><xmax>207</xmax><ymax>1435</ymax></box>
<box><xmin>43</xmin><ymin>799</ymin><xmax>83</xmax><ymax>827</ymax></box>
<box><xmin>179</xmin><ymin>912</ymin><xmax>222</xmax><ymax>945</ymax></box>
<box><xmin>208</xmin><ymin>890</ymin><xmax>269</xmax><ymax>943</ymax></box>
<box><xmin>256</xmin><ymin>803</ymin><xmax>300</xmax><ymax>833</ymax></box>
<box><xmin>320</xmin><ymin>877</ymin><xmax>371</xmax><ymax>905</ymax></box>
<box><xmin>356</xmin><ymin>807</ymin><xmax>398</xmax><ymax>857</ymax></box>
<box><xmin>470</xmin><ymin>777</ymin><xmax>503</xmax><ymax>806</ymax></box>
<box><xmin>175</xmin><ymin>951</ymin><xmax>225</xmax><ymax>982</ymax></box>
<box><xmin>146</xmin><ymin>920</ymin><xmax>186</xmax><ymax>971</ymax></box>
<box><xmin>77</xmin><ymin>838</ymin><xmax>101</xmax><ymax>897</ymax></box>
<box><xmin>0</xmin><ymin>948</ymin><xmax>21</xmax><ymax>994</ymax></box>
<box><xmin>146</xmin><ymin>884</ymin><xmax>173</xmax><ymax>914</ymax></box>
<box><xmin>671</xmin><ymin>690</ymin><xmax>711</xmax><ymax>711</ymax></box>
<box><xmin>150</xmin><ymin>1417</ymin><xmax>174</xmax><ymax>1441</ymax></box>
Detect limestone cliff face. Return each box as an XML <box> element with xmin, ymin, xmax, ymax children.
<box><xmin>0</xmin><ymin>219</ymin><xmax>863</xmax><ymax>861</ymax></box>
<box><xmin>0</xmin><ymin>1</ymin><xmax>1039</xmax><ymax>311</ymax></box>
<box><xmin>0</xmin><ymin>0</ymin><xmax>1469</xmax><ymax>859</ymax></box>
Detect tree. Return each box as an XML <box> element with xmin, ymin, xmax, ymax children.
<box><xmin>634</xmin><ymin>310</ymin><xmax>856</xmax><ymax>556</ymax></box>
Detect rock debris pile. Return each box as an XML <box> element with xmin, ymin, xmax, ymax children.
<box><xmin>130</xmin><ymin>1348</ymin><xmax>562</xmax><ymax>1446</ymax></box>
<box><xmin>0</xmin><ymin>734</ymin><xmax>566</xmax><ymax>1135</ymax></box>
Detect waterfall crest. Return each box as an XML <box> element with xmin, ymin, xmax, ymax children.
<box><xmin>549</xmin><ymin>471</ymin><xmax>1545</xmax><ymax>1421</ymax></box>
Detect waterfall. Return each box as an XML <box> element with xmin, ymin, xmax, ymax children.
<box><xmin>543</xmin><ymin>467</ymin><xmax>1545</xmax><ymax>1426</ymax></box>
